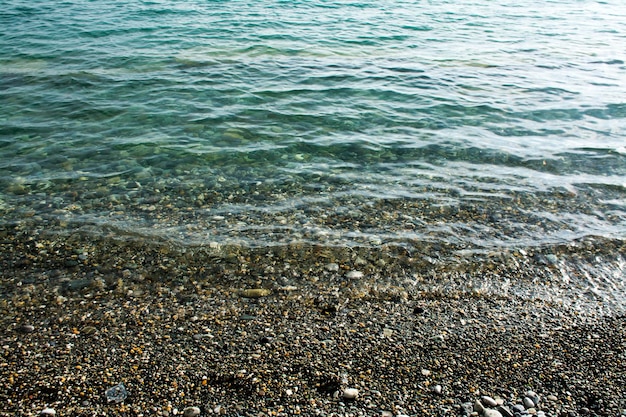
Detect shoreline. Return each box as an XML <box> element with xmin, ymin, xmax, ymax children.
<box><xmin>1</xmin><ymin>227</ymin><xmax>625</xmax><ymax>416</ymax></box>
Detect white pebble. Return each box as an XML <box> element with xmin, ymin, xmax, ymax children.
<box><xmin>325</xmin><ymin>263</ymin><xmax>339</xmax><ymax>272</ymax></box>
<box><xmin>40</xmin><ymin>409</ymin><xmax>56</xmax><ymax>417</ymax></box>
<box><xmin>343</xmin><ymin>387</ymin><xmax>359</xmax><ymax>400</ymax></box>
<box><xmin>345</xmin><ymin>270</ymin><xmax>363</xmax><ymax>279</ymax></box>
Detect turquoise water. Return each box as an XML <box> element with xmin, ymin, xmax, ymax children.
<box><xmin>1</xmin><ymin>1</ymin><xmax>625</xmax><ymax>305</ymax></box>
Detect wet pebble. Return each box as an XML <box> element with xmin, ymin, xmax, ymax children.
<box><xmin>324</xmin><ymin>262</ymin><xmax>339</xmax><ymax>272</ymax></box>
<box><xmin>239</xmin><ymin>288</ymin><xmax>271</xmax><ymax>298</ymax></box>
<box><xmin>345</xmin><ymin>270</ymin><xmax>363</xmax><ymax>279</ymax></box>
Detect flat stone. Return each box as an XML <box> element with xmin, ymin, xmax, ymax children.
<box><xmin>325</xmin><ymin>263</ymin><xmax>339</xmax><ymax>272</ymax></box>
<box><xmin>484</xmin><ymin>409</ymin><xmax>503</xmax><ymax>417</ymax></box>
<box><xmin>474</xmin><ymin>399</ymin><xmax>485</xmax><ymax>414</ymax></box>
<box><xmin>511</xmin><ymin>404</ymin><xmax>526</xmax><ymax>414</ymax></box>
<box><xmin>40</xmin><ymin>409</ymin><xmax>56</xmax><ymax>416</ymax></box>
<box><xmin>547</xmin><ymin>395</ymin><xmax>558</xmax><ymax>402</ymax></box>
<box><xmin>482</xmin><ymin>396</ymin><xmax>498</xmax><ymax>407</ymax></box>
<box><xmin>345</xmin><ymin>270</ymin><xmax>364</xmax><ymax>279</ymax></box>
<box><xmin>497</xmin><ymin>405</ymin><xmax>514</xmax><ymax>417</ymax></box>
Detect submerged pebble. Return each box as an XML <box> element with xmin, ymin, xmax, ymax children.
<box><xmin>239</xmin><ymin>288</ymin><xmax>271</xmax><ymax>298</ymax></box>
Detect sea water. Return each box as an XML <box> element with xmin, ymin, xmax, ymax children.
<box><xmin>1</xmin><ymin>0</ymin><xmax>625</xmax><ymax>309</ymax></box>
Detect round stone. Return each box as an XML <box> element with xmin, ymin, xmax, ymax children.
<box><xmin>343</xmin><ymin>388</ymin><xmax>359</xmax><ymax>400</ymax></box>
<box><xmin>526</xmin><ymin>390</ymin><xmax>540</xmax><ymax>406</ymax></box>
<box><xmin>523</xmin><ymin>397</ymin><xmax>536</xmax><ymax>408</ymax></box>
<box><xmin>183</xmin><ymin>406</ymin><xmax>201</xmax><ymax>417</ymax></box>
<box><xmin>40</xmin><ymin>409</ymin><xmax>56</xmax><ymax>416</ymax></box>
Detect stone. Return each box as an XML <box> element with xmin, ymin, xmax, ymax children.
<box><xmin>433</xmin><ymin>384</ymin><xmax>442</xmax><ymax>395</ymax></box>
<box><xmin>18</xmin><ymin>324</ymin><xmax>35</xmax><ymax>333</ymax></box>
<box><xmin>345</xmin><ymin>270</ymin><xmax>364</xmax><ymax>279</ymax></box>
<box><xmin>40</xmin><ymin>409</ymin><xmax>56</xmax><ymax>416</ymax></box>
<box><xmin>511</xmin><ymin>404</ymin><xmax>526</xmax><ymax>415</ymax></box>
<box><xmin>547</xmin><ymin>395</ymin><xmax>558</xmax><ymax>402</ymax></box>
<box><xmin>105</xmin><ymin>382</ymin><xmax>128</xmax><ymax>403</ymax></box>
<box><xmin>183</xmin><ymin>406</ymin><xmax>201</xmax><ymax>417</ymax></box>
<box><xmin>474</xmin><ymin>399</ymin><xmax>485</xmax><ymax>414</ymax></box>
<box><xmin>343</xmin><ymin>388</ymin><xmax>359</xmax><ymax>400</ymax></box>
<box><xmin>525</xmin><ymin>391</ymin><xmax>540</xmax><ymax>406</ymax></box>
<box><xmin>482</xmin><ymin>396</ymin><xmax>498</xmax><ymax>407</ymax></box>
<box><xmin>497</xmin><ymin>405</ymin><xmax>514</xmax><ymax>417</ymax></box>
<box><xmin>484</xmin><ymin>410</ymin><xmax>503</xmax><ymax>417</ymax></box>
<box><xmin>239</xmin><ymin>288</ymin><xmax>271</xmax><ymax>298</ymax></box>
<box><xmin>523</xmin><ymin>397</ymin><xmax>535</xmax><ymax>409</ymax></box>
<box><xmin>325</xmin><ymin>263</ymin><xmax>339</xmax><ymax>272</ymax></box>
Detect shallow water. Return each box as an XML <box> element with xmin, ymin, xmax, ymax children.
<box><xmin>1</xmin><ymin>0</ymin><xmax>625</xmax><ymax>309</ymax></box>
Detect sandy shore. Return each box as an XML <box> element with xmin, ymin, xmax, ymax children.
<box><xmin>1</xmin><ymin>227</ymin><xmax>625</xmax><ymax>416</ymax></box>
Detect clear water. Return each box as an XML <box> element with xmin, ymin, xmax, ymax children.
<box><xmin>1</xmin><ymin>0</ymin><xmax>625</xmax><ymax>308</ymax></box>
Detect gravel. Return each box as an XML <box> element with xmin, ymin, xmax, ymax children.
<box><xmin>0</xmin><ymin>227</ymin><xmax>625</xmax><ymax>416</ymax></box>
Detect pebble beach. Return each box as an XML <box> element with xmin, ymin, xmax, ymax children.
<box><xmin>2</xmin><ymin>0</ymin><xmax>626</xmax><ymax>415</ymax></box>
<box><xmin>1</xmin><ymin>226</ymin><xmax>624</xmax><ymax>417</ymax></box>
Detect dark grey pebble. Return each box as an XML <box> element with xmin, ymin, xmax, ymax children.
<box><xmin>498</xmin><ymin>405</ymin><xmax>514</xmax><ymax>417</ymax></box>
<box><xmin>474</xmin><ymin>399</ymin><xmax>485</xmax><ymax>414</ymax></box>
<box><xmin>18</xmin><ymin>324</ymin><xmax>35</xmax><ymax>333</ymax></box>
